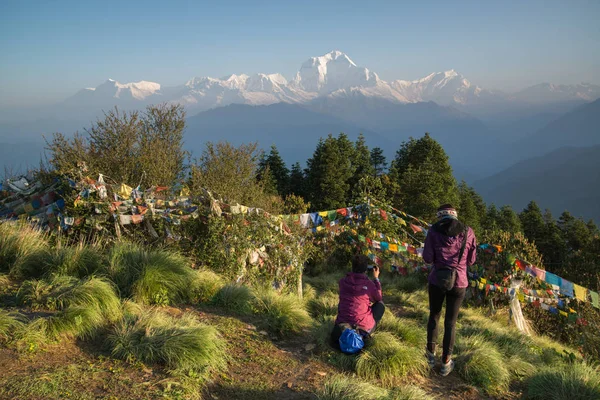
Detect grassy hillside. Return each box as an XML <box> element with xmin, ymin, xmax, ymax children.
<box><xmin>1</xmin><ymin>222</ymin><xmax>598</xmax><ymax>400</ymax></box>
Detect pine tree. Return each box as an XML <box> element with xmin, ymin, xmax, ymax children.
<box><xmin>558</xmin><ymin>211</ymin><xmax>592</xmax><ymax>252</ymax></box>
<box><xmin>541</xmin><ymin>209</ymin><xmax>566</xmax><ymax>265</ymax></box>
<box><xmin>458</xmin><ymin>181</ymin><xmax>482</xmax><ymax>234</ymax></box>
<box><xmin>519</xmin><ymin>201</ymin><xmax>546</xmax><ymax>245</ymax></box>
<box><xmin>498</xmin><ymin>205</ymin><xmax>522</xmax><ymax>233</ymax></box>
<box><xmin>370</xmin><ymin>147</ymin><xmax>387</xmax><ymax>176</ymax></box>
<box><xmin>389</xmin><ymin>133</ymin><xmax>459</xmax><ymax>220</ymax></box>
<box><xmin>257</xmin><ymin>145</ymin><xmax>290</xmax><ymax>195</ymax></box>
<box><xmin>289</xmin><ymin>162</ymin><xmax>306</xmax><ymax>199</ymax></box>
<box><xmin>485</xmin><ymin>204</ymin><xmax>500</xmax><ymax>231</ymax></box>
<box><xmin>305</xmin><ymin>134</ymin><xmax>355</xmax><ymax>210</ymax></box>
<box><xmin>350</xmin><ymin>134</ymin><xmax>374</xmax><ymax>195</ymax></box>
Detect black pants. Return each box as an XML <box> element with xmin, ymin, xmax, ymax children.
<box><xmin>330</xmin><ymin>301</ymin><xmax>385</xmax><ymax>349</ymax></box>
<box><xmin>427</xmin><ymin>284</ymin><xmax>466</xmax><ymax>363</ymax></box>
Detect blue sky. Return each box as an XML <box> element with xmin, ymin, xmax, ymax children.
<box><xmin>1</xmin><ymin>0</ymin><xmax>599</xmax><ymax>106</ymax></box>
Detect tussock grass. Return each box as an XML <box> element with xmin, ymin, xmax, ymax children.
<box><xmin>377</xmin><ymin>310</ymin><xmax>425</xmax><ymax>348</ymax></box>
<box><xmin>304</xmin><ymin>273</ymin><xmax>343</xmax><ymax>294</ymax></box>
<box><xmin>318</xmin><ymin>375</ymin><xmax>388</xmax><ymax>400</ymax></box>
<box><xmin>46</xmin><ymin>277</ymin><xmax>122</xmax><ymax>339</ymax></box>
<box><xmin>0</xmin><ymin>309</ymin><xmax>25</xmax><ymax>342</ymax></box>
<box><xmin>0</xmin><ymin>222</ymin><xmax>49</xmax><ymax>279</ymax></box>
<box><xmin>252</xmin><ymin>289</ymin><xmax>312</xmax><ymax>337</ymax></box>
<box><xmin>107</xmin><ymin>308</ymin><xmax>226</xmax><ymax>376</ymax></box>
<box><xmin>313</xmin><ymin>315</ymin><xmax>336</xmax><ymax>351</ymax></box>
<box><xmin>43</xmin><ymin>244</ymin><xmax>104</xmax><ymax>278</ymax></box>
<box><xmin>356</xmin><ymin>332</ymin><xmax>428</xmax><ymax>385</ymax></box>
<box><xmin>302</xmin><ymin>283</ymin><xmax>317</xmax><ymax>301</ymax></box>
<box><xmin>307</xmin><ymin>291</ymin><xmax>339</xmax><ymax>319</ymax></box>
<box><xmin>211</xmin><ymin>284</ymin><xmax>254</xmax><ymax>314</ymax></box>
<box><xmin>524</xmin><ymin>363</ymin><xmax>600</xmax><ymax>400</ymax></box>
<box><xmin>456</xmin><ymin>334</ymin><xmax>510</xmax><ymax>395</ymax></box>
<box><xmin>106</xmin><ymin>242</ymin><xmax>194</xmax><ymax>305</ymax></box>
<box><xmin>389</xmin><ymin>273</ymin><xmax>426</xmax><ymax>293</ymax></box>
<box><xmin>190</xmin><ymin>270</ymin><xmax>225</xmax><ymax>303</ymax></box>
<box><xmin>17</xmin><ymin>275</ymin><xmax>78</xmax><ymax>310</ymax></box>
<box><xmin>388</xmin><ymin>385</ymin><xmax>433</xmax><ymax>400</ymax></box>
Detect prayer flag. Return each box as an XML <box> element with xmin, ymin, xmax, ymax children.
<box><xmin>545</xmin><ymin>272</ymin><xmax>561</xmax><ymax>287</ymax></box>
<box><xmin>590</xmin><ymin>291</ymin><xmax>599</xmax><ymax>309</ymax></box>
<box><xmin>560</xmin><ymin>280</ymin><xmax>574</xmax><ymax>298</ymax></box>
<box><xmin>389</xmin><ymin>244</ymin><xmax>398</xmax><ymax>252</ymax></box>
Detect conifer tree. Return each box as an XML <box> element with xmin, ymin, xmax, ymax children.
<box><xmin>305</xmin><ymin>134</ymin><xmax>354</xmax><ymax>210</ymax></box>
<box><xmin>458</xmin><ymin>181</ymin><xmax>482</xmax><ymax>234</ymax></box>
<box><xmin>370</xmin><ymin>147</ymin><xmax>387</xmax><ymax>176</ymax></box>
<box><xmin>289</xmin><ymin>162</ymin><xmax>306</xmax><ymax>199</ymax></box>
<box><xmin>389</xmin><ymin>133</ymin><xmax>459</xmax><ymax>220</ymax></box>
<box><xmin>257</xmin><ymin>145</ymin><xmax>290</xmax><ymax>195</ymax></box>
<box><xmin>519</xmin><ymin>201</ymin><xmax>546</xmax><ymax>245</ymax></box>
<box><xmin>485</xmin><ymin>204</ymin><xmax>500</xmax><ymax>231</ymax></box>
<box><xmin>498</xmin><ymin>205</ymin><xmax>522</xmax><ymax>232</ymax></box>
<box><xmin>350</xmin><ymin>134</ymin><xmax>374</xmax><ymax>194</ymax></box>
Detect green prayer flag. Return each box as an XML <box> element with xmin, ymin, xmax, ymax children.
<box><xmin>590</xmin><ymin>291</ymin><xmax>599</xmax><ymax>309</ymax></box>
<box><xmin>358</xmin><ymin>235</ymin><xmax>366</xmax><ymax>242</ymax></box>
<box><xmin>327</xmin><ymin>210</ymin><xmax>337</xmax><ymax>221</ymax></box>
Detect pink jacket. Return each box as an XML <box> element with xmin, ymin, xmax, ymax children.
<box><xmin>335</xmin><ymin>272</ymin><xmax>382</xmax><ymax>331</ymax></box>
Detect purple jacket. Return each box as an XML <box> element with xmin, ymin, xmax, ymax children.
<box><xmin>335</xmin><ymin>272</ymin><xmax>382</xmax><ymax>331</ymax></box>
<box><xmin>423</xmin><ymin>219</ymin><xmax>477</xmax><ymax>289</ymax></box>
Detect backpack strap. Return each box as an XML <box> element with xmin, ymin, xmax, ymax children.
<box><xmin>456</xmin><ymin>226</ymin><xmax>469</xmax><ymax>267</ymax></box>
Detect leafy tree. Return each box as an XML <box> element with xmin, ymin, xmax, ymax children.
<box><xmin>257</xmin><ymin>145</ymin><xmax>290</xmax><ymax>195</ymax></box>
<box><xmin>46</xmin><ymin>104</ymin><xmax>187</xmax><ymax>187</ymax></box>
<box><xmin>190</xmin><ymin>141</ymin><xmax>282</xmax><ymax>212</ymax></box>
<box><xmin>389</xmin><ymin>133</ymin><xmax>459</xmax><ymax>220</ymax></box>
<box><xmin>370</xmin><ymin>147</ymin><xmax>387</xmax><ymax>176</ymax></box>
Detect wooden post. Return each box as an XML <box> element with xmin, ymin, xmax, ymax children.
<box><xmin>297</xmin><ymin>267</ymin><xmax>303</xmax><ymax>299</ymax></box>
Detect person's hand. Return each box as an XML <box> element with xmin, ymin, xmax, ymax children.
<box><xmin>372</xmin><ymin>265</ymin><xmax>380</xmax><ymax>279</ymax></box>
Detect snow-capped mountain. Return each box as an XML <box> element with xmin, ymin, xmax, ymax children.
<box><xmin>61</xmin><ymin>50</ymin><xmax>600</xmax><ymax>113</ymax></box>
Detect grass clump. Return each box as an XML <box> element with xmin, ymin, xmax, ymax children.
<box><xmin>252</xmin><ymin>289</ymin><xmax>312</xmax><ymax>337</ymax></box>
<box><xmin>106</xmin><ymin>242</ymin><xmax>194</xmax><ymax>305</ymax></box>
<box><xmin>389</xmin><ymin>273</ymin><xmax>425</xmax><ymax>293</ymax></box>
<box><xmin>304</xmin><ymin>273</ymin><xmax>342</xmax><ymax>294</ymax></box>
<box><xmin>211</xmin><ymin>284</ymin><xmax>254</xmax><ymax>314</ymax></box>
<box><xmin>388</xmin><ymin>385</ymin><xmax>432</xmax><ymax>400</ymax></box>
<box><xmin>190</xmin><ymin>269</ymin><xmax>225</xmax><ymax>303</ymax></box>
<box><xmin>356</xmin><ymin>332</ymin><xmax>427</xmax><ymax>385</ymax></box>
<box><xmin>307</xmin><ymin>291</ymin><xmax>338</xmax><ymax>319</ymax></box>
<box><xmin>377</xmin><ymin>310</ymin><xmax>424</xmax><ymax>348</ymax></box>
<box><xmin>46</xmin><ymin>277</ymin><xmax>122</xmax><ymax>339</ymax></box>
<box><xmin>524</xmin><ymin>363</ymin><xmax>600</xmax><ymax>400</ymax></box>
<box><xmin>318</xmin><ymin>375</ymin><xmax>388</xmax><ymax>400</ymax></box>
<box><xmin>42</xmin><ymin>244</ymin><xmax>105</xmax><ymax>278</ymax></box>
<box><xmin>17</xmin><ymin>275</ymin><xmax>78</xmax><ymax>310</ymax></box>
<box><xmin>0</xmin><ymin>222</ymin><xmax>49</xmax><ymax>279</ymax></box>
<box><xmin>456</xmin><ymin>334</ymin><xmax>510</xmax><ymax>395</ymax></box>
<box><xmin>107</xmin><ymin>308</ymin><xmax>226</xmax><ymax>376</ymax></box>
<box><xmin>0</xmin><ymin>309</ymin><xmax>26</xmax><ymax>343</ymax></box>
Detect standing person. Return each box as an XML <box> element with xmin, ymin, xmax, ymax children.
<box><xmin>423</xmin><ymin>204</ymin><xmax>477</xmax><ymax>376</ymax></box>
<box><xmin>331</xmin><ymin>254</ymin><xmax>385</xmax><ymax>350</ymax></box>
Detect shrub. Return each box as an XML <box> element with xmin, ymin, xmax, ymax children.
<box><xmin>252</xmin><ymin>289</ymin><xmax>312</xmax><ymax>337</ymax></box>
<box><xmin>107</xmin><ymin>309</ymin><xmax>226</xmax><ymax>375</ymax></box>
<box><xmin>190</xmin><ymin>270</ymin><xmax>225</xmax><ymax>303</ymax></box>
<box><xmin>356</xmin><ymin>332</ymin><xmax>427</xmax><ymax>385</ymax></box>
<box><xmin>318</xmin><ymin>375</ymin><xmax>388</xmax><ymax>400</ymax></box>
<box><xmin>524</xmin><ymin>363</ymin><xmax>600</xmax><ymax>400</ymax></box>
<box><xmin>0</xmin><ymin>222</ymin><xmax>49</xmax><ymax>279</ymax></box>
<box><xmin>307</xmin><ymin>292</ymin><xmax>339</xmax><ymax>319</ymax></box>
<box><xmin>106</xmin><ymin>242</ymin><xmax>194</xmax><ymax>305</ymax></box>
<box><xmin>211</xmin><ymin>284</ymin><xmax>254</xmax><ymax>314</ymax></box>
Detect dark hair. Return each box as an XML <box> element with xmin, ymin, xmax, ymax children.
<box><xmin>352</xmin><ymin>254</ymin><xmax>370</xmax><ymax>274</ymax></box>
<box><xmin>438</xmin><ymin>203</ymin><xmax>455</xmax><ymax>211</ymax></box>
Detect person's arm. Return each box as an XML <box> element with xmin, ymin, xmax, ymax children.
<box><xmin>423</xmin><ymin>230</ymin><xmax>435</xmax><ymax>265</ymax></box>
<box><xmin>467</xmin><ymin>229</ymin><xmax>477</xmax><ymax>267</ymax></box>
<box><xmin>369</xmin><ymin>266</ymin><xmax>383</xmax><ymax>302</ymax></box>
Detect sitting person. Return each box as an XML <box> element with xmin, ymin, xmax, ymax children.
<box><xmin>331</xmin><ymin>254</ymin><xmax>385</xmax><ymax>349</ymax></box>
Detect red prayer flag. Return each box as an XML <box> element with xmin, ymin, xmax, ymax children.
<box><xmin>410</xmin><ymin>224</ymin><xmax>422</xmax><ymax>233</ymax></box>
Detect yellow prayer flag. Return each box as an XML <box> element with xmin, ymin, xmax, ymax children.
<box><xmin>478</xmin><ymin>282</ymin><xmax>484</xmax><ymax>290</ymax></box>
<box><xmin>117</xmin><ymin>183</ymin><xmax>133</xmax><ymax>198</ymax></box>
<box><xmin>389</xmin><ymin>244</ymin><xmax>398</xmax><ymax>252</ymax></box>
<box><xmin>318</xmin><ymin>211</ymin><xmax>328</xmax><ymax>217</ymax></box>
<box><xmin>397</xmin><ymin>218</ymin><xmax>407</xmax><ymax>226</ymax></box>
<box><xmin>480</xmin><ymin>278</ymin><xmax>487</xmax><ymax>284</ymax></box>
<box><xmin>559</xmin><ymin>310</ymin><xmax>568</xmax><ymax>317</ymax></box>
<box><xmin>517</xmin><ymin>292</ymin><xmax>525</xmax><ymax>301</ymax></box>
<box><xmin>573</xmin><ymin>284</ymin><xmax>587</xmax><ymax>301</ymax></box>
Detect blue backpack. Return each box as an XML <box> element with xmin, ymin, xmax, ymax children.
<box><xmin>339</xmin><ymin>327</ymin><xmax>365</xmax><ymax>354</ymax></box>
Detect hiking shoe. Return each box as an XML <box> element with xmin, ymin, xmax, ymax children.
<box><xmin>425</xmin><ymin>349</ymin><xmax>436</xmax><ymax>369</ymax></box>
<box><xmin>439</xmin><ymin>359</ymin><xmax>455</xmax><ymax>376</ymax></box>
